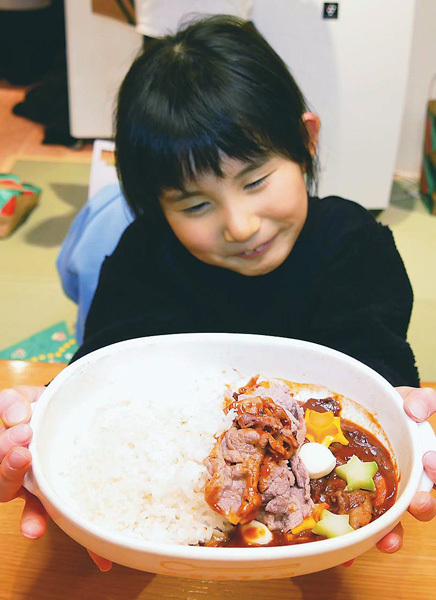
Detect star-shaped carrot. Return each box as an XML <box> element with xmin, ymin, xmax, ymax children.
<box><xmin>304</xmin><ymin>409</ymin><xmax>349</xmax><ymax>447</ymax></box>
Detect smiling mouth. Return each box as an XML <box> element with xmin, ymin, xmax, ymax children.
<box><xmin>236</xmin><ymin>237</ymin><xmax>275</xmax><ymax>258</ymax></box>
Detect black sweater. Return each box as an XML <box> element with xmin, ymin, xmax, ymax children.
<box><xmin>75</xmin><ymin>196</ymin><xmax>420</xmax><ymax>387</ymax></box>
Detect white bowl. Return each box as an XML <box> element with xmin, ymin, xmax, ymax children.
<box><xmin>24</xmin><ymin>333</ymin><xmax>436</xmax><ymax>580</ymax></box>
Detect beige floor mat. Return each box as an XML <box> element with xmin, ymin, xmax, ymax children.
<box><xmin>378</xmin><ymin>183</ymin><xmax>436</xmax><ymax>381</ymax></box>
<box><xmin>0</xmin><ymin>159</ymin><xmax>90</xmax><ymax>348</ymax></box>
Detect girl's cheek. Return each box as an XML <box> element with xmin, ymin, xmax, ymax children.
<box><xmin>172</xmin><ymin>220</ymin><xmax>211</xmax><ymax>251</ymax></box>
<box><xmin>186</xmin><ymin>232</ymin><xmax>212</xmax><ymax>252</ymax></box>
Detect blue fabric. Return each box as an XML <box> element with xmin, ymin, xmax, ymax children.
<box><xmin>57</xmin><ymin>183</ymin><xmax>134</xmax><ymax>343</ymax></box>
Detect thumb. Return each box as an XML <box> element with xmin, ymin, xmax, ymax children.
<box><xmin>396</xmin><ymin>386</ymin><xmax>436</xmax><ymax>422</ymax></box>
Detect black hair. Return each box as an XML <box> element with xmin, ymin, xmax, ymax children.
<box><xmin>115</xmin><ymin>15</ymin><xmax>317</xmax><ymax>224</ymax></box>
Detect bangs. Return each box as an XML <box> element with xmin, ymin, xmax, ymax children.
<box><xmin>129</xmin><ymin>114</ymin><xmax>275</xmax><ymax>194</ymax></box>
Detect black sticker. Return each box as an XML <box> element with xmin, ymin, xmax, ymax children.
<box><xmin>323</xmin><ymin>3</ymin><xmax>339</xmax><ymax>19</ymax></box>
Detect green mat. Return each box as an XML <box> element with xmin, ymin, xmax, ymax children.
<box><xmin>0</xmin><ymin>321</ymin><xmax>78</xmax><ymax>363</ymax></box>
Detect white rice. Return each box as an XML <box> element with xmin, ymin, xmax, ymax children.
<box><xmin>60</xmin><ymin>392</ymin><xmax>235</xmax><ymax>545</ymax></box>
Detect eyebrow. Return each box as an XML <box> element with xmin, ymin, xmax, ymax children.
<box><xmin>163</xmin><ymin>155</ymin><xmax>272</xmax><ymax>203</ymax></box>
<box><xmin>164</xmin><ymin>189</ymin><xmax>202</xmax><ymax>202</ymax></box>
<box><xmin>234</xmin><ymin>155</ymin><xmax>272</xmax><ymax>180</ymax></box>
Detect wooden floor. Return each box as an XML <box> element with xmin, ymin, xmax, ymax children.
<box><xmin>0</xmin><ymin>81</ymin><xmax>93</xmax><ymax>170</ymax></box>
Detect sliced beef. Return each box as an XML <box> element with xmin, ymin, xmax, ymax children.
<box><xmin>290</xmin><ymin>454</ymin><xmax>311</xmax><ymax>489</ymax></box>
<box><xmin>257</xmin><ymin>455</ymin><xmax>314</xmax><ymax>532</ymax></box>
<box><xmin>205</xmin><ymin>427</ymin><xmax>268</xmax><ymax>524</ymax></box>
<box><xmin>231</xmin><ymin>395</ymin><xmax>300</xmax><ymax>459</ymax></box>
<box><xmin>334</xmin><ymin>489</ymin><xmax>375</xmax><ymax>529</ymax></box>
<box><xmin>234</xmin><ymin>397</ymin><xmax>284</xmax><ymax>432</ymax></box>
<box><xmin>220</xmin><ymin>426</ymin><xmax>269</xmax><ymax>463</ymax></box>
<box><xmin>238</xmin><ymin>381</ymin><xmax>306</xmax><ymax>445</ymax></box>
<box><xmin>205</xmin><ymin>379</ymin><xmax>312</xmax><ymax>531</ymax></box>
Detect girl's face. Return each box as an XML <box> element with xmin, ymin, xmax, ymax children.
<box><xmin>159</xmin><ymin>154</ymin><xmax>308</xmax><ymax>276</ymax></box>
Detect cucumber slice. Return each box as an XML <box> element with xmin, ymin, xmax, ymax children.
<box><xmin>335</xmin><ymin>455</ymin><xmax>378</xmax><ymax>491</ymax></box>
<box><xmin>312</xmin><ymin>509</ymin><xmax>354</xmax><ymax>538</ymax></box>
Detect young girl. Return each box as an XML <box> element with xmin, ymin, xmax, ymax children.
<box><xmin>72</xmin><ymin>16</ymin><xmax>417</xmax><ymax>388</ymax></box>
<box><xmin>1</xmin><ymin>16</ymin><xmax>435</xmax><ymax>571</ymax></box>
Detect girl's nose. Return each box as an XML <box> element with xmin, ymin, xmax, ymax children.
<box><xmin>223</xmin><ymin>206</ymin><xmax>261</xmax><ymax>243</ymax></box>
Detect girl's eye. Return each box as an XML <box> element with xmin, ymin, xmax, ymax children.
<box><xmin>244</xmin><ymin>175</ymin><xmax>268</xmax><ymax>190</ymax></box>
<box><xmin>183</xmin><ymin>202</ymin><xmax>209</xmax><ymax>214</ymax></box>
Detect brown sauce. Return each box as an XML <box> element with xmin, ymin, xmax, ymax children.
<box><xmin>211</xmin><ymin>397</ymin><xmax>397</xmax><ymax>548</ymax></box>
<box><xmin>303</xmin><ymin>396</ymin><xmax>342</xmax><ymax>416</ymax></box>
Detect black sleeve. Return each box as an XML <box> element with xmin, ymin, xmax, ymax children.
<box><xmin>306</xmin><ymin>221</ymin><xmax>420</xmax><ymax>387</ymax></box>
<box><xmin>71</xmin><ymin>223</ymin><xmax>193</xmax><ymax>361</ymax></box>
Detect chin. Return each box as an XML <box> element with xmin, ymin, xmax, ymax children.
<box><xmin>240</xmin><ymin>265</ymin><xmax>278</xmax><ymax>276</ymax></box>
<box><xmin>230</xmin><ymin>256</ymin><xmax>286</xmax><ymax>277</ymax></box>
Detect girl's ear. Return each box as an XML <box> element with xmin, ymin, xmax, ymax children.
<box><xmin>302</xmin><ymin>112</ymin><xmax>320</xmax><ymax>156</ymax></box>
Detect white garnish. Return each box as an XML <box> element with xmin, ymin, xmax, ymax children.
<box><xmin>298</xmin><ymin>442</ymin><xmax>336</xmax><ymax>479</ymax></box>
<box><xmin>240</xmin><ymin>520</ymin><xmax>273</xmax><ymax>545</ymax></box>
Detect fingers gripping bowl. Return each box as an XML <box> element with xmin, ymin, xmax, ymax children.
<box><xmin>24</xmin><ymin>334</ymin><xmax>435</xmax><ymax>580</ymax></box>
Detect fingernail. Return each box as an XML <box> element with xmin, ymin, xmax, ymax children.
<box><xmin>423</xmin><ymin>451</ymin><xmax>436</xmax><ymax>471</ymax></box>
<box><xmin>21</xmin><ymin>521</ymin><xmax>41</xmax><ymax>539</ymax></box>
<box><xmin>408</xmin><ymin>398</ymin><xmax>429</xmax><ymax>421</ymax></box>
<box><xmin>9</xmin><ymin>424</ymin><xmax>32</xmax><ymax>444</ymax></box>
<box><xmin>9</xmin><ymin>448</ymin><xmax>29</xmax><ymax>469</ymax></box>
<box><xmin>5</xmin><ymin>403</ymin><xmax>29</xmax><ymax>424</ymax></box>
<box><xmin>386</xmin><ymin>541</ymin><xmax>400</xmax><ymax>553</ymax></box>
<box><xmin>416</xmin><ymin>496</ymin><xmax>433</xmax><ymax>511</ymax></box>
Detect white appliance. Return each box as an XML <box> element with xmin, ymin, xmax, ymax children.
<box><xmin>65</xmin><ymin>0</ymin><xmax>416</xmax><ymax>209</ymax></box>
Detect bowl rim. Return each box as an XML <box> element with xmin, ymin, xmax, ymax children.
<box><xmin>28</xmin><ymin>333</ymin><xmax>424</xmax><ymax>561</ymax></box>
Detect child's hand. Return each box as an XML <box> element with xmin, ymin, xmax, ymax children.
<box><xmin>0</xmin><ymin>385</ymin><xmax>113</xmax><ymax>571</ymax></box>
<box><xmin>0</xmin><ymin>385</ymin><xmax>48</xmax><ymax>538</ymax></box>
<box><xmin>375</xmin><ymin>386</ymin><xmax>436</xmax><ymax>554</ymax></box>
<box><xmin>400</xmin><ymin>385</ymin><xmax>436</xmax><ymax>523</ymax></box>
<box><xmin>0</xmin><ymin>385</ymin><xmax>114</xmax><ymax>570</ymax></box>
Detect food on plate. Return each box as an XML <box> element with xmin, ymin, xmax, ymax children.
<box><xmin>304</xmin><ymin>409</ymin><xmax>349</xmax><ymax>447</ymax></box>
<box><xmin>239</xmin><ymin>520</ymin><xmax>273</xmax><ymax>545</ymax></box>
<box><xmin>204</xmin><ymin>378</ymin><xmax>314</xmax><ymax>532</ymax></box>
<box><xmin>61</xmin><ymin>390</ymin><xmax>236</xmax><ymax>546</ymax></box>
<box><xmin>335</xmin><ymin>455</ymin><xmax>378</xmax><ymax>492</ymax></box>
<box><xmin>311</xmin><ymin>509</ymin><xmax>354</xmax><ymax>538</ymax></box>
<box><xmin>297</xmin><ymin>442</ymin><xmax>336</xmax><ymax>479</ymax></box>
<box><xmin>204</xmin><ymin>376</ymin><xmax>397</xmax><ymax>547</ymax></box>
<box><xmin>60</xmin><ymin>375</ymin><xmax>397</xmax><ymax>547</ymax></box>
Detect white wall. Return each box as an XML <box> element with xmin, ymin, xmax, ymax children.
<box><xmin>395</xmin><ymin>0</ymin><xmax>436</xmax><ymax>179</ymax></box>
<box><xmin>66</xmin><ymin>0</ymin><xmax>422</xmax><ymax>206</ymax></box>
<box><xmin>252</xmin><ymin>0</ymin><xmax>415</xmax><ymax>208</ymax></box>
<box><xmin>65</xmin><ymin>0</ymin><xmax>142</xmax><ymax>139</ymax></box>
